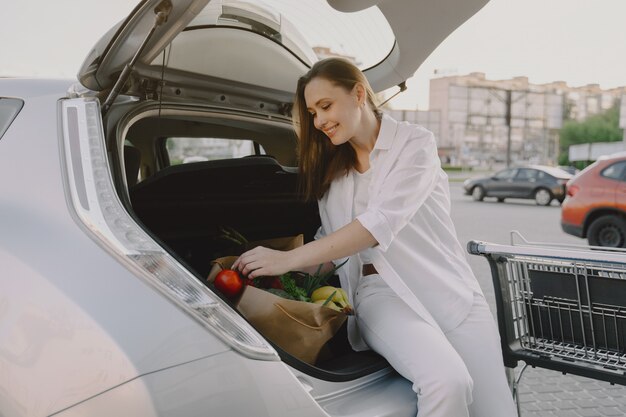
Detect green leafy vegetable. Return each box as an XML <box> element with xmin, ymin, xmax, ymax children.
<box><xmin>293</xmin><ymin>259</ymin><xmax>349</xmax><ymax>297</ymax></box>
<box><xmin>279</xmin><ymin>273</ymin><xmax>310</xmax><ymax>301</ymax></box>
<box><xmin>265</xmin><ymin>288</ymin><xmax>296</xmax><ymax>300</ymax></box>
<box><xmin>322</xmin><ymin>290</ymin><xmax>337</xmax><ymax>307</ymax></box>
<box><xmin>219</xmin><ymin>226</ymin><xmax>248</xmax><ymax>246</ymax></box>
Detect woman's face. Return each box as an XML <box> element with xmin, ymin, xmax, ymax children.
<box><xmin>304</xmin><ymin>77</ymin><xmax>363</xmax><ymax>146</ymax></box>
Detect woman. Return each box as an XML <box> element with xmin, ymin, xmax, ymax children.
<box><xmin>233</xmin><ymin>58</ymin><xmax>517</xmax><ymax>417</ymax></box>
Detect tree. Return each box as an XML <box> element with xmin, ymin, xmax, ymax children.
<box><xmin>558</xmin><ymin>104</ymin><xmax>623</xmax><ymax>166</ymax></box>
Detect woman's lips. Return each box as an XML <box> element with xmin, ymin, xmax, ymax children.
<box><xmin>324</xmin><ymin>124</ymin><xmax>338</xmax><ymax>138</ymax></box>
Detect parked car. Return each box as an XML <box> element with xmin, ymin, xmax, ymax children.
<box><xmin>558</xmin><ymin>165</ymin><xmax>580</xmax><ymax>175</ymax></box>
<box><xmin>561</xmin><ymin>153</ymin><xmax>626</xmax><ymax>247</ymax></box>
<box><xmin>463</xmin><ymin>165</ymin><xmax>572</xmax><ymax>206</ymax></box>
<box><xmin>0</xmin><ymin>0</ymin><xmax>492</xmax><ymax>416</ymax></box>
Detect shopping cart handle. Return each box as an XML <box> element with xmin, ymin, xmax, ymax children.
<box><xmin>466</xmin><ymin>240</ymin><xmax>486</xmax><ymax>255</ymax></box>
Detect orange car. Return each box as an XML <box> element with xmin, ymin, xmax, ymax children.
<box><xmin>561</xmin><ymin>152</ymin><xmax>626</xmax><ymax>247</ymax></box>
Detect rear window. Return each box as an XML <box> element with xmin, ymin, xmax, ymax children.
<box><xmin>516</xmin><ymin>169</ymin><xmax>538</xmax><ymax>180</ymax></box>
<box><xmin>601</xmin><ymin>161</ymin><xmax>626</xmax><ymax>181</ymax></box>
<box><xmin>539</xmin><ymin>166</ymin><xmax>570</xmax><ymax>178</ymax></box>
<box><xmin>0</xmin><ymin>98</ymin><xmax>24</xmax><ymax>140</ymax></box>
<box><xmin>166</xmin><ymin>137</ymin><xmax>266</xmax><ymax>165</ymax></box>
<box><xmin>494</xmin><ymin>169</ymin><xmax>517</xmax><ymax>180</ymax></box>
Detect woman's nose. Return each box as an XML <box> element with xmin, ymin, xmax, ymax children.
<box><xmin>314</xmin><ymin>116</ymin><xmax>326</xmax><ymax>131</ymax></box>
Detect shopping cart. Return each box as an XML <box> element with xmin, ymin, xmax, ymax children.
<box><xmin>467</xmin><ymin>232</ymin><xmax>626</xmax><ymax>414</ymax></box>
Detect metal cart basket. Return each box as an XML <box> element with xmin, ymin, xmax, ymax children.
<box><xmin>467</xmin><ymin>232</ymin><xmax>626</xmax><ymax>388</ymax></box>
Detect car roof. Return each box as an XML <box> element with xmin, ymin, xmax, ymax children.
<box><xmin>509</xmin><ymin>165</ymin><xmax>572</xmax><ymax>178</ymax></box>
<box><xmin>598</xmin><ymin>151</ymin><xmax>626</xmax><ymax>161</ymax></box>
<box><xmin>529</xmin><ymin>165</ymin><xmax>573</xmax><ymax>178</ymax></box>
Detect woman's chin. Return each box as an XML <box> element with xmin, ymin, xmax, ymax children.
<box><xmin>328</xmin><ymin>135</ymin><xmax>348</xmax><ymax>146</ymax></box>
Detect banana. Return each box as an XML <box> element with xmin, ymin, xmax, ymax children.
<box><xmin>311</xmin><ymin>286</ymin><xmax>340</xmax><ymax>303</ymax></box>
<box><xmin>311</xmin><ymin>286</ymin><xmax>354</xmax><ymax>314</ymax></box>
<box><xmin>337</xmin><ymin>288</ymin><xmax>349</xmax><ymax>305</ymax></box>
<box><xmin>337</xmin><ymin>288</ymin><xmax>353</xmax><ymax>314</ymax></box>
<box><xmin>313</xmin><ymin>299</ymin><xmax>342</xmax><ymax>311</ymax></box>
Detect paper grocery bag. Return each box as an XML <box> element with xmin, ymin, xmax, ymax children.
<box><xmin>242</xmin><ymin>234</ymin><xmax>303</xmax><ymax>252</ymax></box>
<box><xmin>207</xmin><ymin>234</ymin><xmax>304</xmax><ymax>283</ymax></box>
<box><xmin>236</xmin><ymin>285</ymin><xmax>347</xmax><ymax>365</ymax></box>
<box><xmin>207</xmin><ymin>256</ymin><xmax>240</xmax><ymax>283</ymax></box>
<box><xmin>205</xmin><ymin>234</ymin><xmax>346</xmax><ymax>364</ymax></box>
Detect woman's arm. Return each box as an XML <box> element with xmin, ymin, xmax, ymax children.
<box><xmin>233</xmin><ymin>219</ymin><xmax>377</xmax><ymax>279</ymax></box>
<box><xmin>298</xmin><ymin>262</ymin><xmax>335</xmax><ymax>276</ymax></box>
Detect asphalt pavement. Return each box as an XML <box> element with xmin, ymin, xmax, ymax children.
<box><xmin>448</xmin><ymin>181</ymin><xmax>626</xmax><ymax>417</ymax></box>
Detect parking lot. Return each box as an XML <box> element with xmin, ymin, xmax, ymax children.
<box><xmin>449</xmin><ymin>181</ymin><xmax>626</xmax><ymax>417</ymax></box>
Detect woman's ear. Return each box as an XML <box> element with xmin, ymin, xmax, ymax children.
<box><xmin>353</xmin><ymin>83</ymin><xmax>366</xmax><ymax>107</ymax></box>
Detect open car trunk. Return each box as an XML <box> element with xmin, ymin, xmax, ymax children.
<box><xmin>110</xmin><ymin>102</ymin><xmax>389</xmax><ymax>381</ymax></box>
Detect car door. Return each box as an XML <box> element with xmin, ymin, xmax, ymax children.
<box><xmin>612</xmin><ymin>160</ymin><xmax>626</xmax><ymax>208</ymax></box>
<box><xmin>78</xmin><ymin>0</ymin><xmax>490</xmax><ymax>104</ymax></box>
<box><xmin>487</xmin><ymin>168</ymin><xmax>518</xmax><ymax>197</ymax></box>
<box><xmin>513</xmin><ymin>168</ymin><xmax>538</xmax><ymax>198</ymax></box>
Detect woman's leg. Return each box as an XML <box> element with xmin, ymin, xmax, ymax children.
<box><xmin>444</xmin><ymin>292</ymin><xmax>518</xmax><ymax>417</ymax></box>
<box><xmin>355</xmin><ymin>277</ymin><xmax>473</xmax><ymax>417</ymax></box>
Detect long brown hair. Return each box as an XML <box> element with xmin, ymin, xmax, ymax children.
<box><xmin>294</xmin><ymin>58</ymin><xmax>381</xmax><ymax>201</ymax></box>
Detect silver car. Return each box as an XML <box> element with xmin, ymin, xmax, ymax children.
<box><xmin>0</xmin><ymin>1</ymin><xmax>489</xmax><ymax>416</ymax></box>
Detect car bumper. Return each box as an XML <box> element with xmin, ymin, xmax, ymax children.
<box><xmin>552</xmin><ymin>185</ymin><xmax>567</xmax><ymax>200</ymax></box>
<box><xmin>561</xmin><ymin>221</ymin><xmax>584</xmax><ymax>238</ymax></box>
<box><xmin>53</xmin><ymin>351</ymin><xmax>329</xmax><ymax>417</ymax></box>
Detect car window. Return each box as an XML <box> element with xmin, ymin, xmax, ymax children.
<box><xmin>0</xmin><ymin>98</ymin><xmax>24</xmax><ymax>141</ymax></box>
<box><xmin>494</xmin><ymin>169</ymin><xmax>517</xmax><ymax>180</ymax></box>
<box><xmin>166</xmin><ymin>137</ymin><xmax>266</xmax><ymax>165</ymax></box>
<box><xmin>601</xmin><ymin>161</ymin><xmax>626</xmax><ymax>181</ymax></box>
<box><xmin>516</xmin><ymin>169</ymin><xmax>538</xmax><ymax>180</ymax></box>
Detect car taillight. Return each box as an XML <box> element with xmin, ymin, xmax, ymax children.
<box><xmin>567</xmin><ymin>184</ymin><xmax>579</xmax><ymax>197</ymax></box>
<box><xmin>60</xmin><ymin>98</ymin><xmax>278</xmax><ymax>361</ymax></box>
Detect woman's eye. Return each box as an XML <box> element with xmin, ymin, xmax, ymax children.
<box><xmin>321</xmin><ymin>103</ymin><xmax>331</xmax><ymax>110</ymax></box>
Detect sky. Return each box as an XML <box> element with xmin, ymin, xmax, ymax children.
<box><xmin>1</xmin><ymin>0</ymin><xmax>625</xmax><ymax>110</ymax></box>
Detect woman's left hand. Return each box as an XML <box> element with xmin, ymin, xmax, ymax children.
<box><xmin>232</xmin><ymin>246</ymin><xmax>293</xmax><ymax>279</ymax></box>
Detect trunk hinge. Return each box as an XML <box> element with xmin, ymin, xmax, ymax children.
<box><xmin>101</xmin><ymin>0</ymin><xmax>173</xmax><ymax>115</ymax></box>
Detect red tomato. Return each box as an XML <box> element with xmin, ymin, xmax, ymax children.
<box><xmin>214</xmin><ymin>269</ymin><xmax>243</xmax><ymax>298</ymax></box>
<box><xmin>270</xmin><ymin>277</ymin><xmax>283</xmax><ymax>290</ymax></box>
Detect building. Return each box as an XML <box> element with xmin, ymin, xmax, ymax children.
<box><xmin>429</xmin><ymin>72</ymin><xmax>626</xmax><ymax>167</ymax></box>
<box><xmin>429</xmin><ymin>73</ymin><xmax>564</xmax><ymax>167</ymax></box>
<box><xmin>382</xmin><ymin>108</ymin><xmax>446</xmax><ymax>158</ymax></box>
<box><xmin>563</xmin><ymin>84</ymin><xmax>626</xmax><ymax>122</ymax></box>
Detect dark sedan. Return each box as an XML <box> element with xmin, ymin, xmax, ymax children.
<box><xmin>463</xmin><ymin>165</ymin><xmax>572</xmax><ymax>206</ymax></box>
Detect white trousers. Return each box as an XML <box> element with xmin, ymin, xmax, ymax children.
<box><xmin>354</xmin><ymin>274</ymin><xmax>517</xmax><ymax>417</ymax></box>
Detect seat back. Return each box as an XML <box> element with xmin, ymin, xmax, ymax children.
<box><xmin>130</xmin><ymin>157</ymin><xmax>320</xmax><ymax>275</ymax></box>
<box><xmin>124</xmin><ymin>145</ymin><xmax>141</xmax><ymax>187</ymax></box>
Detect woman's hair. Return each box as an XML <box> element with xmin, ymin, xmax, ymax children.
<box><xmin>294</xmin><ymin>58</ymin><xmax>381</xmax><ymax>201</ymax></box>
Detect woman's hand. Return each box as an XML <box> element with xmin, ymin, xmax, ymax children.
<box><xmin>232</xmin><ymin>220</ymin><xmax>377</xmax><ymax>279</ymax></box>
<box><xmin>232</xmin><ymin>246</ymin><xmax>293</xmax><ymax>279</ymax></box>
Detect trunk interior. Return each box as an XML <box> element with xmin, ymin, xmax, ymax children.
<box><xmin>111</xmin><ymin>103</ymin><xmax>389</xmax><ymax>381</ymax></box>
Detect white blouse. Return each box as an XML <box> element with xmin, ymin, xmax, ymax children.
<box><xmin>316</xmin><ymin>114</ymin><xmax>483</xmax><ymax>350</ymax></box>
<box><xmin>352</xmin><ymin>169</ymin><xmax>374</xmax><ymax>265</ymax></box>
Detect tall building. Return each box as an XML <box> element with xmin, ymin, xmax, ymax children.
<box><xmin>564</xmin><ymin>84</ymin><xmax>626</xmax><ymax>121</ymax></box>
<box><xmin>430</xmin><ymin>73</ymin><xmax>564</xmax><ymax>167</ymax></box>
<box><xmin>430</xmin><ymin>73</ymin><xmax>626</xmax><ymax>167</ymax></box>
<box><xmin>382</xmin><ymin>108</ymin><xmax>445</xmax><ymax>157</ymax></box>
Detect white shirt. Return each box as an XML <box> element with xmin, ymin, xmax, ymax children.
<box><xmin>352</xmin><ymin>169</ymin><xmax>374</xmax><ymax>264</ymax></box>
<box><xmin>316</xmin><ymin>114</ymin><xmax>483</xmax><ymax>350</ymax></box>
